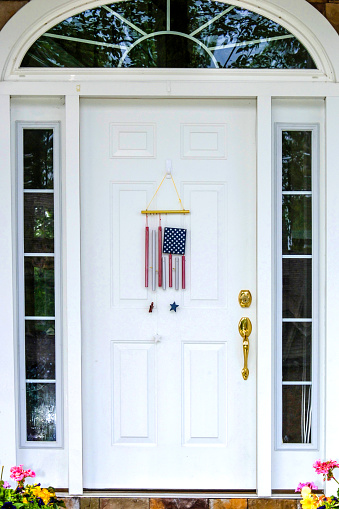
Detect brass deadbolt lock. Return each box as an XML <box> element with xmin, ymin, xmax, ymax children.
<box><xmin>238</xmin><ymin>290</ymin><xmax>252</xmax><ymax>308</ymax></box>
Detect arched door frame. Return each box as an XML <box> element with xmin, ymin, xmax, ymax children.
<box><xmin>0</xmin><ymin>0</ymin><xmax>339</xmax><ymax>82</ymax></box>
<box><xmin>1</xmin><ymin>0</ymin><xmax>339</xmax><ymax>499</ymax></box>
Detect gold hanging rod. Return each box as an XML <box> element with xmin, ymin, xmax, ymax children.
<box><xmin>141</xmin><ymin>210</ymin><xmax>190</xmax><ymax>215</ymax></box>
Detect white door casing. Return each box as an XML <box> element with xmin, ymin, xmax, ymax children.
<box><xmin>80</xmin><ymin>98</ymin><xmax>257</xmax><ymax>489</ymax></box>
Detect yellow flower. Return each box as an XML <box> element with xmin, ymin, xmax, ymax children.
<box><xmin>23</xmin><ymin>497</ymin><xmax>28</xmax><ymax>504</ymax></box>
<box><xmin>300</xmin><ymin>486</ymin><xmax>320</xmax><ymax>509</ymax></box>
<box><xmin>40</xmin><ymin>488</ymin><xmax>52</xmax><ymax>504</ymax></box>
<box><xmin>32</xmin><ymin>487</ymin><xmax>42</xmax><ymax>497</ymax></box>
<box><xmin>302</xmin><ymin>498</ymin><xmax>318</xmax><ymax>509</ymax></box>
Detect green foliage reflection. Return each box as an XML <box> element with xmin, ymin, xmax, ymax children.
<box><xmin>24</xmin><ymin>257</ymin><xmax>55</xmax><ymax>317</ymax></box>
<box><xmin>282</xmin><ymin>131</ymin><xmax>312</xmax><ymax>191</ymax></box>
<box><xmin>20</xmin><ymin>0</ymin><xmax>316</xmax><ymax>69</ymax></box>
<box><xmin>24</xmin><ymin>194</ymin><xmax>54</xmax><ymax>253</ymax></box>
<box><xmin>25</xmin><ymin>321</ymin><xmax>55</xmax><ymax>380</ymax></box>
<box><xmin>282</xmin><ymin>195</ymin><xmax>312</xmax><ymax>255</ymax></box>
<box><xmin>24</xmin><ymin>130</ymin><xmax>53</xmax><ymax>189</ymax></box>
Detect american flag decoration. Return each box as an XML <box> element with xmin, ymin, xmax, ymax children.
<box><xmin>142</xmin><ymin>163</ymin><xmax>190</xmax><ymax>293</ymax></box>
<box><xmin>163</xmin><ymin>227</ymin><xmax>187</xmax><ymax>290</ymax></box>
<box><xmin>145</xmin><ymin>223</ymin><xmax>187</xmax><ymax>291</ymax></box>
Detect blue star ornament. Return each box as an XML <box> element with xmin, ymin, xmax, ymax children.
<box><xmin>170</xmin><ymin>302</ymin><xmax>179</xmax><ymax>312</ymax></box>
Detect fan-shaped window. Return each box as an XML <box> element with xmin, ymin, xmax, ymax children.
<box><xmin>21</xmin><ymin>0</ymin><xmax>316</xmax><ymax>69</ymax></box>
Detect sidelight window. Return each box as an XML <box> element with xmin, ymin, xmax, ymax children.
<box><xmin>17</xmin><ymin>123</ymin><xmax>62</xmax><ymax>446</ymax></box>
<box><xmin>275</xmin><ymin>124</ymin><xmax>319</xmax><ymax>449</ymax></box>
<box><xmin>20</xmin><ymin>1</ymin><xmax>316</xmax><ymax>69</ymax></box>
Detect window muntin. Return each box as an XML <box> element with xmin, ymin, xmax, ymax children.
<box><xmin>18</xmin><ymin>124</ymin><xmax>62</xmax><ymax>446</ymax></box>
<box><xmin>20</xmin><ymin>1</ymin><xmax>316</xmax><ymax>69</ymax></box>
<box><xmin>276</xmin><ymin>125</ymin><xmax>319</xmax><ymax>449</ymax></box>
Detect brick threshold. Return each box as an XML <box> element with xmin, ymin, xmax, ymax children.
<box><xmin>61</xmin><ymin>493</ymin><xmax>300</xmax><ymax>499</ymax></box>
<box><xmin>61</xmin><ymin>494</ymin><xmax>303</xmax><ymax>509</ymax></box>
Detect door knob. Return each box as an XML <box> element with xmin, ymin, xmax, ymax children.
<box><xmin>238</xmin><ymin>317</ymin><xmax>252</xmax><ymax>380</ymax></box>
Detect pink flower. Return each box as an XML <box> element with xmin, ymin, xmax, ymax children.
<box><xmin>24</xmin><ymin>469</ymin><xmax>35</xmax><ymax>478</ymax></box>
<box><xmin>9</xmin><ymin>465</ymin><xmax>36</xmax><ymax>484</ymax></box>
<box><xmin>3</xmin><ymin>481</ymin><xmax>11</xmax><ymax>488</ymax></box>
<box><xmin>10</xmin><ymin>465</ymin><xmax>25</xmax><ymax>482</ymax></box>
<box><xmin>296</xmin><ymin>482</ymin><xmax>318</xmax><ymax>492</ymax></box>
<box><xmin>313</xmin><ymin>460</ymin><xmax>339</xmax><ymax>481</ymax></box>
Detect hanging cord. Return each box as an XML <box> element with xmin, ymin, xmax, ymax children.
<box><xmin>145</xmin><ymin>172</ymin><xmax>185</xmax><ymax>211</ymax></box>
<box><xmin>146</xmin><ymin>173</ymin><xmax>167</xmax><ymax>211</ymax></box>
<box><xmin>171</xmin><ymin>175</ymin><xmax>185</xmax><ymax>210</ymax></box>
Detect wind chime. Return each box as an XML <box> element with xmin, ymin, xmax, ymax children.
<box><xmin>142</xmin><ymin>166</ymin><xmax>190</xmax><ymax>293</ymax></box>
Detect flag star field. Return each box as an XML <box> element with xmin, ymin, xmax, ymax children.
<box><xmin>163</xmin><ymin>227</ymin><xmax>187</xmax><ymax>255</ymax></box>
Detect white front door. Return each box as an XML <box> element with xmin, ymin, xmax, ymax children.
<box><xmin>81</xmin><ymin>98</ymin><xmax>257</xmax><ymax>490</ymax></box>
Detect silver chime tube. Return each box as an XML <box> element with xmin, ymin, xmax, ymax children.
<box><xmin>152</xmin><ymin>230</ymin><xmax>156</xmax><ymax>291</ymax></box>
<box><xmin>175</xmin><ymin>257</ymin><xmax>179</xmax><ymax>290</ymax></box>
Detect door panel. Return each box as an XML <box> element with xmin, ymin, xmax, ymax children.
<box><xmin>81</xmin><ymin>99</ymin><xmax>256</xmax><ymax>489</ymax></box>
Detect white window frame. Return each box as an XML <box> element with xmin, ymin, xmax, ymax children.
<box><xmin>275</xmin><ymin>122</ymin><xmax>319</xmax><ymax>451</ymax></box>
<box><xmin>17</xmin><ymin>121</ymin><xmax>63</xmax><ymax>448</ymax></box>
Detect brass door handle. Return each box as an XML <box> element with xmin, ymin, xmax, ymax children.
<box><xmin>238</xmin><ymin>317</ymin><xmax>252</xmax><ymax>380</ymax></box>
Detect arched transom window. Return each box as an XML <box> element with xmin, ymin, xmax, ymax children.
<box><xmin>21</xmin><ymin>0</ymin><xmax>316</xmax><ymax>69</ymax></box>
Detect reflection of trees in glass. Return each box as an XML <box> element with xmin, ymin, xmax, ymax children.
<box><xmin>24</xmin><ymin>130</ymin><xmax>53</xmax><ymax>189</ymax></box>
<box><xmin>225</xmin><ymin>38</ymin><xmax>313</xmax><ymax>69</ymax></box>
<box><xmin>282</xmin><ymin>385</ymin><xmax>311</xmax><ymax>443</ymax></box>
<box><xmin>24</xmin><ymin>257</ymin><xmax>55</xmax><ymax>317</ymax></box>
<box><xmin>282</xmin><ymin>131</ymin><xmax>312</xmax><ymax>191</ymax></box>
<box><xmin>20</xmin><ymin>0</ymin><xmax>316</xmax><ymax>69</ymax></box>
<box><xmin>26</xmin><ymin>383</ymin><xmax>56</xmax><ymax>441</ymax></box>
<box><xmin>25</xmin><ymin>321</ymin><xmax>55</xmax><ymax>380</ymax></box>
<box><xmin>282</xmin><ymin>322</ymin><xmax>312</xmax><ymax>382</ymax></box>
<box><xmin>124</xmin><ymin>35</ymin><xmax>212</xmax><ymax>67</ymax></box>
<box><xmin>282</xmin><ymin>195</ymin><xmax>312</xmax><ymax>255</ymax></box>
<box><xmin>24</xmin><ymin>194</ymin><xmax>54</xmax><ymax>253</ymax></box>
<box><xmin>282</xmin><ymin>258</ymin><xmax>312</xmax><ymax>319</ymax></box>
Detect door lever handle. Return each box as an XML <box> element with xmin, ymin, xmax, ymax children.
<box><xmin>238</xmin><ymin>317</ymin><xmax>252</xmax><ymax>380</ymax></box>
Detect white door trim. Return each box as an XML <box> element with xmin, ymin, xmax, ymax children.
<box><xmin>256</xmin><ymin>95</ymin><xmax>273</xmax><ymax>497</ymax></box>
<box><xmin>65</xmin><ymin>94</ymin><xmax>83</xmax><ymax>495</ymax></box>
<box><xmin>0</xmin><ymin>94</ymin><xmax>17</xmax><ymax>469</ymax></box>
<box><xmin>325</xmin><ymin>97</ymin><xmax>339</xmax><ymax>496</ymax></box>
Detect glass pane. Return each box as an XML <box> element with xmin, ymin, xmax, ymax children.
<box><xmin>26</xmin><ymin>383</ymin><xmax>56</xmax><ymax>441</ymax></box>
<box><xmin>24</xmin><ymin>257</ymin><xmax>55</xmax><ymax>317</ymax></box>
<box><xmin>282</xmin><ymin>385</ymin><xmax>311</xmax><ymax>444</ymax></box>
<box><xmin>282</xmin><ymin>131</ymin><xmax>312</xmax><ymax>191</ymax></box>
<box><xmin>282</xmin><ymin>258</ymin><xmax>312</xmax><ymax>319</ymax></box>
<box><xmin>20</xmin><ymin>1</ymin><xmax>316</xmax><ymax>69</ymax></box>
<box><xmin>25</xmin><ymin>320</ymin><xmax>55</xmax><ymax>380</ymax></box>
<box><xmin>282</xmin><ymin>195</ymin><xmax>312</xmax><ymax>255</ymax></box>
<box><xmin>24</xmin><ymin>129</ymin><xmax>53</xmax><ymax>189</ymax></box>
<box><xmin>194</xmin><ymin>6</ymin><xmax>315</xmax><ymax>69</ymax></box>
<box><xmin>179</xmin><ymin>0</ymin><xmax>231</xmax><ymax>34</ymax></box>
<box><xmin>24</xmin><ymin>193</ymin><xmax>54</xmax><ymax>253</ymax></box>
<box><xmin>282</xmin><ymin>322</ymin><xmax>312</xmax><ymax>382</ymax></box>
<box><xmin>123</xmin><ymin>34</ymin><xmax>213</xmax><ymax>68</ymax></box>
